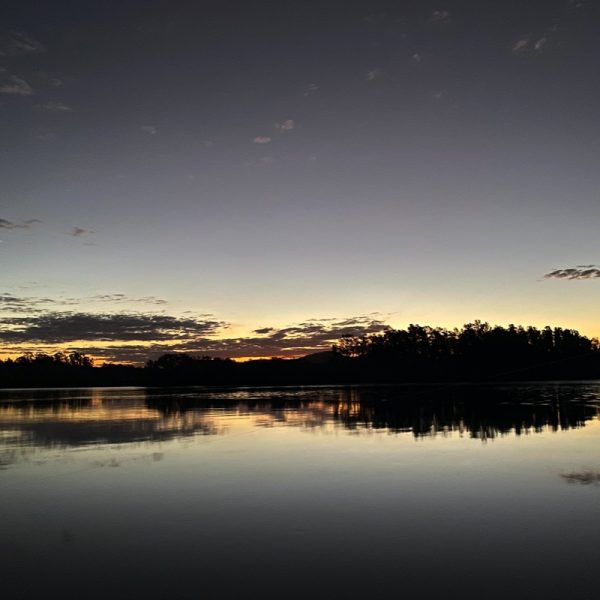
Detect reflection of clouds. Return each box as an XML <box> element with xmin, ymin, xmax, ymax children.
<box><xmin>92</xmin><ymin>451</ymin><xmax>165</xmax><ymax>468</ymax></box>
<box><xmin>0</xmin><ymin>392</ymin><xmax>222</xmax><ymax>457</ymax></box>
<box><xmin>561</xmin><ymin>471</ymin><xmax>600</xmax><ymax>485</ymax></box>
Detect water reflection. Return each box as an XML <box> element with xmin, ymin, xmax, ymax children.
<box><xmin>3</xmin><ymin>384</ymin><xmax>600</xmax><ymax>600</ymax></box>
<box><xmin>1</xmin><ymin>384</ymin><xmax>599</xmax><ymax>460</ymax></box>
<box><xmin>561</xmin><ymin>471</ymin><xmax>600</xmax><ymax>485</ymax></box>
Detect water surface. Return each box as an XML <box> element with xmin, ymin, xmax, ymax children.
<box><xmin>2</xmin><ymin>384</ymin><xmax>600</xmax><ymax>599</ymax></box>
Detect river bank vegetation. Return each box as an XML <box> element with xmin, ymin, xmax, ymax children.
<box><xmin>1</xmin><ymin>322</ymin><xmax>599</xmax><ymax>388</ymax></box>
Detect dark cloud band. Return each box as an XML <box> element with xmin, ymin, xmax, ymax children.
<box><xmin>0</xmin><ymin>312</ymin><xmax>225</xmax><ymax>343</ymax></box>
<box><xmin>0</xmin><ymin>313</ymin><xmax>389</xmax><ymax>362</ymax></box>
<box><xmin>0</xmin><ymin>218</ymin><xmax>41</xmax><ymax>230</ymax></box>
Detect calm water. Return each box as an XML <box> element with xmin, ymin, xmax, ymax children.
<box><xmin>2</xmin><ymin>384</ymin><xmax>600</xmax><ymax>599</ymax></box>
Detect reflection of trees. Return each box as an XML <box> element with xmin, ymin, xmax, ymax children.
<box><xmin>330</xmin><ymin>395</ymin><xmax>595</xmax><ymax>440</ymax></box>
<box><xmin>323</xmin><ymin>385</ymin><xmax>599</xmax><ymax>439</ymax></box>
<box><xmin>1</xmin><ymin>385</ymin><xmax>599</xmax><ymax>466</ymax></box>
<box><xmin>147</xmin><ymin>384</ymin><xmax>600</xmax><ymax>441</ymax></box>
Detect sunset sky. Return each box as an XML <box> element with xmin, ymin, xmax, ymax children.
<box><xmin>1</xmin><ymin>0</ymin><xmax>599</xmax><ymax>363</ymax></box>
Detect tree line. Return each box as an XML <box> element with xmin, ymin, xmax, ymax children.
<box><xmin>334</xmin><ymin>321</ymin><xmax>600</xmax><ymax>380</ymax></box>
<box><xmin>1</xmin><ymin>322</ymin><xmax>599</xmax><ymax>388</ymax></box>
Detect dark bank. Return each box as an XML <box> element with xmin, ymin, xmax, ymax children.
<box><xmin>2</xmin><ymin>322</ymin><xmax>599</xmax><ymax>388</ymax></box>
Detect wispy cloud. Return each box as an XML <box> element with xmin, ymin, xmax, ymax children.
<box><xmin>0</xmin><ymin>75</ymin><xmax>33</xmax><ymax>96</ymax></box>
<box><xmin>431</xmin><ymin>10</ymin><xmax>450</xmax><ymax>22</ymax></box>
<box><xmin>512</xmin><ymin>38</ymin><xmax>529</xmax><ymax>53</ymax></box>
<box><xmin>71</xmin><ymin>227</ymin><xmax>93</xmax><ymax>237</ymax></box>
<box><xmin>253</xmin><ymin>136</ymin><xmax>272</xmax><ymax>144</ymax></box>
<box><xmin>364</xmin><ymin>13</ymin><xmax>387</xmax><ymax>25</ymax></box>
<box><xmin>38</xmin><ymin>101</ymin><xmax>72</xmax><ymax>112</ymax></box>
<box><xmin>0</xmin><ymin>294</ymin><xmax>56</xmax><ymax>314</ymax></box>
<box><xmin>303</xmin><ymin>83</ymin><xmax>318</xmax><ymax>97</ymax></box>
<box><xmin>90</xmin><ymin>294</ymin><xmax>168</xmax><ymax>306</ymax></box>
<box><xmin>0</xmin><ymin>292</ymin><xmax>168</xmax><ymax>314</ymax></box>
<box><xmin>0</xmin><ymin>31</ymin><xmax>45</xmax><ymax>56</ymax></box>
<box><xmin>141</xmin><ymin>125</ymin><xmax>157</xmax><ymax>135</ymax></box>
<box><xmin>544</xmin><ymin>266</ymin><xmax>600</xmax><ymax>280</ymax></box>
<box><xmin>274</xmin><ymin>119</ymin><xmax>295</xmax><ymax>131</ymax></box>
<box><xmin>411</xmin><ymin>53</ymin><xmax>422</xmax><ymax>64</ymax></box>
<box><xmin>366</xmin><ymin>69</ymin><xmax>382</xmax><ymax>81</ymax></box>
<box><xmin>513</xmin><ymin>30</ymin><xmax>552</xmax><ymax>55</ymax></box>
<box><xmin>0</xmin><ymin>218</ymin><xmax>41</xmax><ymax>230</ymax></box>
<box><xmin>36</xmin><ymin>132</ymin><xmax>57</xmax><ymax>142</ymax></box>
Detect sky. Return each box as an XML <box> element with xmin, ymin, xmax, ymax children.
<box><xmin>1</xmin><ymin>0</ymin><xmax>599</xmax><ymax>363</ymax></box>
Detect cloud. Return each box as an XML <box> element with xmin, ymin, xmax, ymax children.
<box><xmin>431</xmin><ymin>10</ymin><xmax>450</xmax><ymax>22</ymax></box>
<box><xmin>513</xmin><ymin>34</ymin><xmax>549</xmax><ymax>55</ymax></box>
<box><xmin>0</xmin><ymin>312</ymin><xmax>390</xmax><ymax>363</ymax></box>
<box><xmin>0</xmin><ymin>75</ymin><xmax>33</xmax><ymax>96</ymax></box>
<box><xmin>303</xmin><ymin>83</ymin><xmax>318</xmax><ymax>97</ymax></box>
<box><xmin>274</xmin><ymin>119</ymin><xmax>295</xmax><ymax>131</ymax></box>
<box><xmin>90</xmin><ymin>294</ymin><xmax>168</xmax><ymax>305</ymax></box>
<box><xmin>0</xmin><ymin>218</ymin><xmax>41</xmax><ymax>230</ymax></box>
<box><xmin>253</xmin><ymin>327</ymin><xmax>275</xmax><ymax>334</ymax></box>
<box><xmin>512</xmin><ymin>38</ymin><xmax>529</xmax><ymax>53</ymax></box>
<box><xmin>0</xmin><ymin>294</ymin><xmax>56</xmax><ymax>314</ymax></box>
<box><xmin>141</xmin><ymin>125</ymin><xmax>157</xmax><ymax>135</ymax></box>
<box><xmin>411</xmin><ymin>53</ymin><xmax>422</xmax><ymax>64</ymax></box>
<box><xmin>0</xmin><ymin>312</ymin><xmax>226</xmax><ymax>344</ymax></box>
<box><xmin>36</xmin><ymin>133</ymin><xmax>57</xmax><ymax>142</ymax></box>
<box><xmin>0</xmin><ymin>31</ymin><xmax>45</xmax><ymax>55</ymax></box>
<box><xmin>366</xmin><ymin>69</ymin><xmax>382</xmax><ymax>81</ymax></box>
<box><xmin>258</xmin><ymin>156</ymin><xmax>275</xmax><ymax>166</ymax></box>
<box><xmin>0</xmin><ymin>292</ymin><xmax>169</xmax><ymax>314</ymax></box>
<box><xmin>364</xmin><ymin>13</ymin><xmax>387</xmax><ymax>25</ymax></box>
<box><xmin>544</xmin><ymin>266</ymin><xmax>600</xmax><ymax>280</ymax></box>
<box><xmin>174</xmin><ymin>315</ymin><xmax>390</xmax><ymax>359</ymax></box>
<box><xmin>38</xmin><ymin>101</ymin><xmax>72</xmax><ymax>112</ymax></box>
<box><xmin>71</xmin><ymin>227</ymin><xmax>93</xmax><ymax>237</ymax></box>
<box><xmin>253</xmin><ymin>136</ymin><xmax>272</xmax><ymax>144</ymax></box>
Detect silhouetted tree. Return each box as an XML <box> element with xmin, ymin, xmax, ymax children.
<box><xmin>1</xmin><ymin>322</ymin><xmax>599</xmax><ymax>387</ymax></box>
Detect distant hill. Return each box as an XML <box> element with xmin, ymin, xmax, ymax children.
<box><xmin>298</xmin><ymin>350</ymin><xmax>340</xmax><ymax>365</ymax></box>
